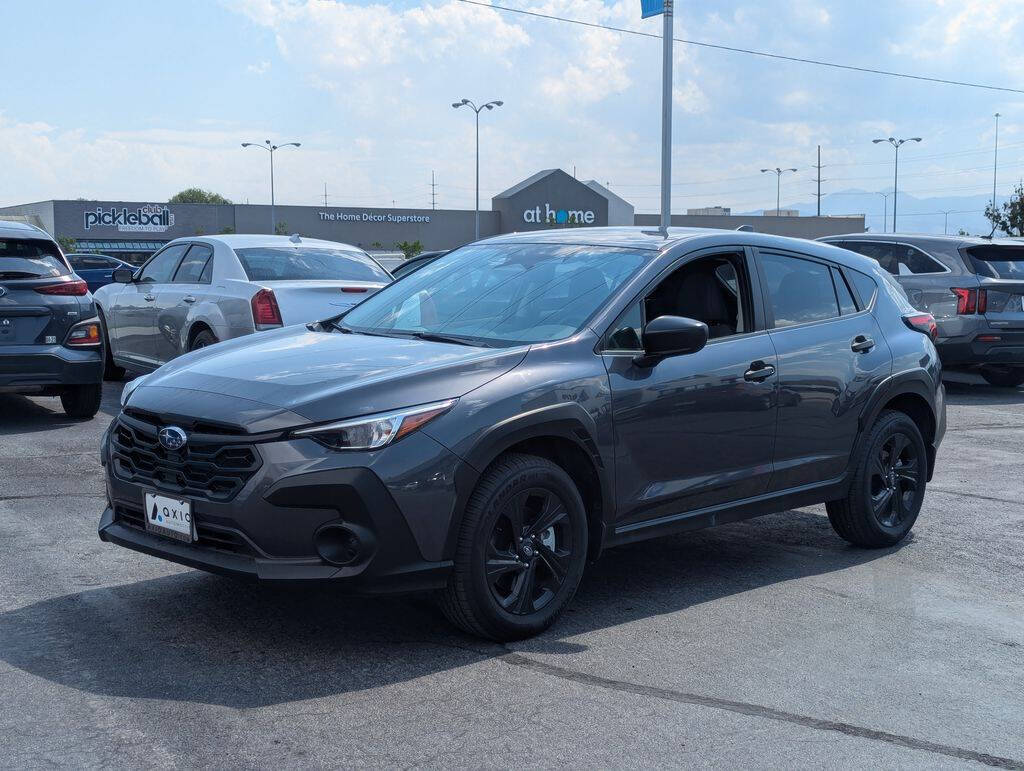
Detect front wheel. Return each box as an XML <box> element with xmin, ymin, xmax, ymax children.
<box><xmin>826</xmin><ymin>410</ymin><xmax>927</xmax><ymax>548</ymax></box>
<box><xmin>60</xmin><ymin>384</ymin><xmax>102</xmax><ymax>419</ymax></box>
<box><xmin>439</xmin><ymin>453</ymin><xmax>589</xmax><ymax>641</ymax></box>
<box><xmin>980</xmin><ymin>365</ymin><xmax>1024</xmax><ymax>388</ymax></box>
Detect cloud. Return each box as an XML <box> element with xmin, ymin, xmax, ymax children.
<box><xmin>246</xmin><ymin>60</ymin><xmax>270</xmax><ymax>75</ymax></box>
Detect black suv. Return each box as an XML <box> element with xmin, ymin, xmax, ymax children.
<box><xmin>99</xmin><ymin>228</ymin><xmax>945</xmax><ymax>640</ymax></box>
<box><xmin>0</xmin><ymin>221</ymin><xmax>104</xmax><ymax>417</ymax></box>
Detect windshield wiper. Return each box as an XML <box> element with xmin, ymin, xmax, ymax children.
<box><xmin>404</xmin><ymin>331</ymin><xmax>486</xmax><ymax>347</ymax></box>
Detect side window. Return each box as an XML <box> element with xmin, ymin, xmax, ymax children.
<box><xmin>67</xmin><ymin>255</ymin><xmax>84</xmax><ymax>268</ymax></box>
<box><xmin>199</xmin><ymin>255</ymin><xmax>214</xmax><ymax>283</ymax></box>
<box><xmin>894</xmin><ymin>244</ymin><xmax>946</xmax><ymax>275</ymax></box>
<box><xmin>848</xmin><ymin>269</ymin><xmax>878</xmax><ymax>309</ymax></box>
<box><xmin>138</xmin><ymin>243</ymin><xmax>188</xmax><ymax>283</ymax></box>
<box><xmin>832</xmin><ymin>268</ymin><xmax>858</xmax><ymax>314</ymax></box>
<box><xmin>603</xmin><ymin>301</ymin><xmax>643</xmax><ymax>351</ymax></box>
<box><xmin>173</xmin><ymin>245</ymin><xmax>213</xmax><ymax>284</ymax></box>
<box><xmin>761</xmin><ymin>253</ymin><xmax>840</xmax><ymax>328</ymax></box>
<box><xmin>645</xmin><ymin>253</ymin><xmax>751</xmax><ymax>340</ymax></box>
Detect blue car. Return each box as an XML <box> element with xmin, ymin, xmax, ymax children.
<box><xmin>66</xmin><ymin>253</ymin><xmax>134</xmax><ymax>293</ymax></box>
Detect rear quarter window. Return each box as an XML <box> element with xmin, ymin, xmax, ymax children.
<box><xmin>965</xmin><ymin>245</ymin><xmax>1024</xmax><ymax>279</ymax></box>
<box><xmin>0</xmin><ymin>239</ymin><xmax>69</xmax><ymax>279</ymax></box>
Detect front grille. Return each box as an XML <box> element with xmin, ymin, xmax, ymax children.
<box><xmin>115</xmin><ymin>504</ymin><xmax>256</xmax><ymax>557</ymax></box>
<box><xmin>110</xmin><ymin>415</ymin><xmax>261</xmax><ymax>502</ymax></box>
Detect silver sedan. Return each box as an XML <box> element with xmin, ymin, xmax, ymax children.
<box><xmin>93</xmin><ymin>234</ymin><xmax>391</xmax><ymax>377</ymax></box>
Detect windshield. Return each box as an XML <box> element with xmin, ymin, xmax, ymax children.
<box><xmin>966</xmin><ymin>245</ymin><xmax>1024</xmax><ymax>280</ymax></box>
<box><xmin>340</xmin><ymin>243</ymin><xmax>648</xmax><ymax>346</ymax></box>
<box><xmin>0</xmin><ymin>238</ymin><xmax>69</xmax><ymax>279</ymax></box>
<box><xmin>234</xmin><ymin>247</ymin><xmax>390</xmax><ymax>282</ymax></box>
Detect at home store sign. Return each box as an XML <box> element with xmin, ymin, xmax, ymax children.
<box><xmin>523</xmin><ymin>203</ymin><xmax>596</xmax><ymax>225</ymax></box>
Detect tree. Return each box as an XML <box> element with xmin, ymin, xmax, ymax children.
<box><xmin>274</xmin><ymin>221</ymin><xmax>290</xmax><ymax>235</ymax></box>
<box><xmin>395</xmin><ymin>240</ymin><xmax>423</xmax><ymax>258</ymax></box>
<box><xmin>57</xmin><ymin>236</ymin><xmax>76</xmax><ymax>253</ymax></box>
<box><xmin>985</xmin><ymin>181</ymin><xmax>1024</xmax><ymax>236</ymax></box>
<box><xmin>168</xmin><ymin>188</ymin><xmax>232</xmax><ymax>205</ymax></box>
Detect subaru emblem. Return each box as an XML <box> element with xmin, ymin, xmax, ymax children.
<box><xmin>158</xmin><ymin>426</ymin><xmax>188</xmax><ymax>451</ymax></box>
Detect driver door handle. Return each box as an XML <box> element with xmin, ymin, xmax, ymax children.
<box><xmin>851</xmin><ymin>335</ymin><xmax>875</xmax><ymax>353</ymax></box>
<box><xmin>744</xmin><ymin>361</ymin><xmax>776</xmax><ymax>382</ymax></box>
<box><xmin>144</xmin><ymin>294</ymin><xmax>156</xmax><ymax>302</ymax></box>
<box><xmin>182</xmin><ymin>295</ymin><xmax>196</xmax><ymax>304</ymax></box>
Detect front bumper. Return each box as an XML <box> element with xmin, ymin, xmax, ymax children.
<box><xmin>98</xmin><ymin>413</ymin><xmax>463</xmax><ymax>593</ymax></box>
<box><xmin>936</xmin><ymin>332</ymin><xmax>1024</xmax><ymax>367</ymax></box>
<box><xmin>0</xmin><ymin>344</ymin><xmax>103</xmax><ymax>388</ymax></box>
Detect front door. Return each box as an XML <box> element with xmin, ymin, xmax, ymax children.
<box><xmin>757</xmin><ymin>249</ymin><xmax>893</xmax><ymax>490</ymax></box>
<box><xmin>603</xmin><ymin>249</ymin><xmax>778</xmax><ymax>527</ymax></box>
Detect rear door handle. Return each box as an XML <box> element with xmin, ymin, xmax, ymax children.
<box><xmin>851</xmin><ymin>335</ymin><xmax>875</xmax><ymax>353</ymax></box>
<box><xmin>144</xmin><ymin>294</ymin><xmax>156</xmax><ymax>302</ymax></box>
<box><xmin>744</xmin><ymin>361</ymin><xmax>776</xmax><ymax>382</ymax></box>
<box><xmin>182</xmin><ymin>295</ymin><xmax>196</xmax><ymax>304</ymax></box>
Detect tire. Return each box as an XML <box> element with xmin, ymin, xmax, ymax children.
<box><xmin>438</xmin><ymin>453</ymin><xmax>589</xmax><ymax>641</ymax></box>
<box><xmin>60</xmin><ymin>383</ymin><xmax>102</xmax><ymax>419</ymax></box>
<box><xmin>189</xmin><ymin>329</ymin><xmax>218</xmax><ymax>351</ymax></box>
<box><xmin>980</xmin><ymin>365</ymin><xmax>1024</xmax><ymax>388</ymax></box>
<box><xmin>98</xmin><ymin>309</ymin><xmax>125</xmax><ymax>381</ymax></box>
<box><xmin>826</xmin><ymin>410</ymin><xmax>927</xmax><ymax>548</ymax></box>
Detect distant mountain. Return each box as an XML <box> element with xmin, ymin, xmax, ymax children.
<box><xmin>742</xmin><ymin>189</ymin><xmax>1007</xmax><ymax>236</ymax></box>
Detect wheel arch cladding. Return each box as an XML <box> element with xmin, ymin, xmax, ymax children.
<box><xmin>857</xmin><ymin>373</ymin><xmax>938</xmax><ymax>481</ymax></box>
<box><xmin>447</xmin><ymin>417</ymin><xmax>611</xmax><ymax>563</ymax></box>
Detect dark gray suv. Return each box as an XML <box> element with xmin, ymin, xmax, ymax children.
<box><xmin>0</xmin><ymin>220</ymin><xmax>104</xmax><ymax>417</ymax></box>
<box><xmin>821</xmin><ymin>233</ymin><xmax>1024</xmax><ymax>387</ymax></box>
<box><xmin>98</xmin><ymin>228</ymin><xmax>945</xmax><ymax>640</ymax></box>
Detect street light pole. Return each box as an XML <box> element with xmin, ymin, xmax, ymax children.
<box><xmin>873</xmin><ymin>136</ymin><xmax>921</xmax><ymax>233</ymax></box>
<box><xmin>660</xmin><ymin>0</ymin><xmax>674</xmax><ymax>231</ymax></box>
<box><xmin>876</xmin><ymin>191</ymin><xmax>891</xmax><ymax>233</ymax></box>
<box><xmin>993</xmin><ymin>113</ymin><xmax>1002</xmax><ymax>213</ymax></box>
<box><xmin>452</xmin><ymin>98</ymin><xmax>503</xmax><ymax>241</ymax></box>
<box><xmin>760</xmin><ymin>168</ymin><xmax>797</xmax><ymax>216</ymax></box>
<box><xmin>242</xmin><ymin>139</ymin><xmax>301</xmax><ymax>234</ymax></box>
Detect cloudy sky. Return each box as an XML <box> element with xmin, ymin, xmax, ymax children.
<box><xmin>2</xmin><ymin>0</ymin><xmax>1022</xmax><ymax>229</ymax></box>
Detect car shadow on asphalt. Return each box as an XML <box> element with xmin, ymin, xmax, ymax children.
<box><xmin>0</xmin><ymin>510</ymin><xmax>902</xmax><ymax>709</ymax></box>
<box><xmin>942</xmin><ymin>379</ymin><xmax>1024</xmax><ymax>406</ymax></box>
<box><xmin>0</xmin><ymin>388</ymin><xmax>122</xmax><ymax>436</ymax></box>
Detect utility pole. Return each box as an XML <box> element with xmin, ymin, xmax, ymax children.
<box><xmin>323</xmin><ymin>182</ymin><xmax>328</xmax><ymax>207</ymax></box>
<box><xmin>813</xmin><ymin>145</ymin><xmax>824</xmax><ymax>217</ymax></box>
<box><xmin>430</xmin><ymin>171</ymin><xmax>437</xmax><ymax>210</ymax></box>
<box><xmin>993</xmin><ymin>113</ymin><xmax>1002</xmax><ymax>213</ymax></box>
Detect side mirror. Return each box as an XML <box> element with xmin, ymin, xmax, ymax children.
<box><xmin>634</xmin><ymin>315</ymin><xmax>708</xmax><ymax>366</ymax></box>
<box><xmin>112</xmin><ymin>267</ymin><xmax>135</xmax><ymax>284</ymax></box>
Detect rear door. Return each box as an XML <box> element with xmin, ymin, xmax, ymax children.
<box><xmin>109</xmin><ymin>243</ymin><xmax>188</xmax><ymax>368</ymax></box>
<box><xmin>756</xmin><ymin>249</ymin><xmax>893</xmax><ymax>491</ymax></box>
<box><xmin>153</xmin><ymin>243</ymin><xmax>214</xmax><ymax>363</ymax></box>
<box><xmin>0</xmin><ymin>239</ymin><xmax>84</xmax><ymax>350</ymax></box>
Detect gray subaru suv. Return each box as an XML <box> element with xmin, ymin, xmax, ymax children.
<box><xmin>99</xmin><ymin>228</ymin><xmax>945</xmax><ymax>640</ymax></box>
<box><xmin>821</xmin><ymin>233</ymin><xmax>1024</xmax><ymax>386</ymax></box>
<box><xmin>0</xmin><ymin>220</ymin><xmax>104</xmax><ymax>417</ymax></box>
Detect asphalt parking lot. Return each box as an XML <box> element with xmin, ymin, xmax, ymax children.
<box><xmin>1</xmin><ymin>372</ymin><xmax>1022</xmax><ymax>769</ymax></box>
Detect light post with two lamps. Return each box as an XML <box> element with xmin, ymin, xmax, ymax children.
<box><xmin>760</xmin><ymin>167</ymin><xmax>798</xmax><ymax>216</ymax></box>
<box><xmin>452</xmin><ymin>98</ymin><xmax>502</xmax><ymax>241</ymax></box>
<box><xmin>242</xmin><ymin>139</ymin><xmax>301</xmax><ymax>234</ymax></box>
<box><xmin>872</xmin><ymin>136</ymin><xmax>921</xmax><ymax>233</ymax></box>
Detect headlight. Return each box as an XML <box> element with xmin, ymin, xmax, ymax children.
<box><xmin>292</xmin><ymin>399</ymin><xmax>456</xmax><ymax>451</ymax></box>
<box><xmin>119</xmin><ymin>374</ymin><xmax>148</xmax><ymax>407</ymax></box>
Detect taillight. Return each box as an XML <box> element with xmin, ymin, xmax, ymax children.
<box><xmin>951</xmin><ymin>287</ymin><xmax>987</xmax><ymax>314</ymax></box>
<box><xmin>903</xmin><ymin>312</ymin><xmax>938</xmax><ymax>341</ymax></box>
<box><xmin>35</xmin><ymin>279</ymin><xmax>88</xmax><ymax>296</ymax></box>
<box><xmin>340</xmin><ymin>287</ymin><xmax>368</xmax><ymax>294</ymax></box>
<box><xmin>65</xmin><ymin>319</ymin><xmax>102</xmax><ymax>347</ymax></box>
<box><xmin>251</xmin><ymin>288</ymin><xmax>283</xmax><ymax>329</ymax></box>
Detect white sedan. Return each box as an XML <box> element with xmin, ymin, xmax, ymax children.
<box><xmin>93</xmin><ymin>234</ymin><xmax>391</xmax><ymax>377</ymax></box>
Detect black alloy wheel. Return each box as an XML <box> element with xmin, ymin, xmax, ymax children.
<box><xmin>869</xmin><ymin>432</ymin><xmax>921</xmax><ymax>529</ymax></box>
<box><xmin>439</xmin><ymin>453</ymin><xmax>588</xmax><ymax>640</ymax></box>
<box><xmin>826</xmin><ymin>409</ymin><xmax>927</xmax><ymax>548</ymax></box>
<box><xmin>485</xmin><ymin>487</ymin><xmax>575</xmax><ymax>615</ymax></box>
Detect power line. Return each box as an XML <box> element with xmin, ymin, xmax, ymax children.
<box><xmin>458</xmin><ymin>0</ymin><xmax>1024</xmax><ymax>95</ymax></box>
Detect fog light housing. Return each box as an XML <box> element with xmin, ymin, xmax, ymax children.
<box><xmin>314</xmin><ymin>523</ymin><xmax>370</xmax><ymax>566</ymax></box>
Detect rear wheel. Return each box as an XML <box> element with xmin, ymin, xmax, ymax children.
<box><xmin>60</xmin><ymin>384</ymin><xmax>102</xmax><ymax>419</ymax></box>
<box><xmin>979</xmin><ymin>365</ymin><xmax>1024</xmax><ymax>388</ymax></box>
<box><xmin>98</xmin><ymin>309</ymin><xmax>125</xmax><ymax>381</ymax></box>
<box><xmin>439</xmin><ymin>453</ymin><xmax>588</xmax><ymax>641</ymax></box>
<box><xmin>826</xmin><ymin>410</ymin><xmax>926</xmax><ymax>548</ymax></box>
<box><xmin>189</xmin><ymin>329</ymin><xmax>218</xmax><ymax>351</ymax></box>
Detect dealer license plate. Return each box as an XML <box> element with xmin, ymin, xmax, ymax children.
<box><xmin>143</xmin><ymin>492</ymin><xmax>195</xmax><ymax>543</ymax></box>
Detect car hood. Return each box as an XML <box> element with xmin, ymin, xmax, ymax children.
<box><xmin>127</xmin><ymin>325</ymin><xmax>528</xmax><ymax>428</ymax></box>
